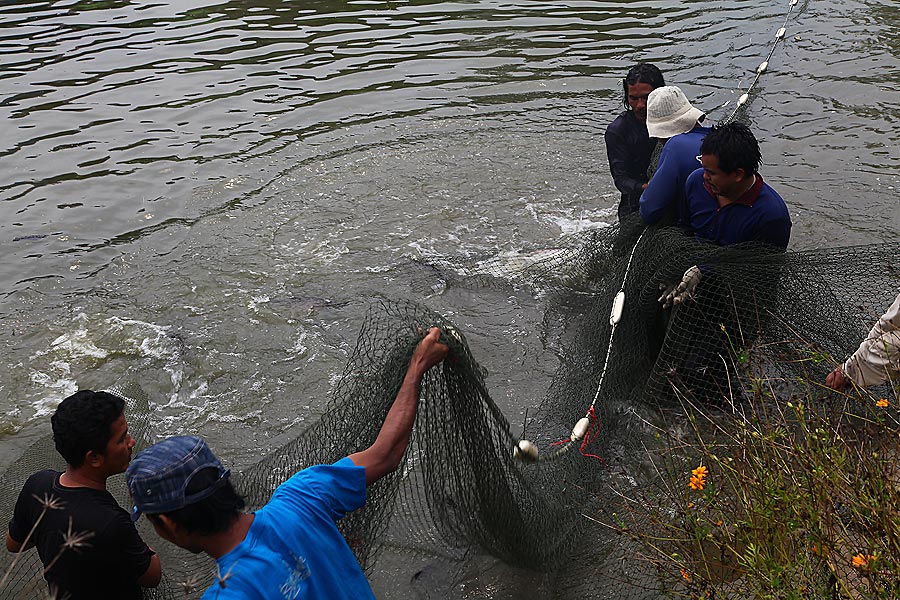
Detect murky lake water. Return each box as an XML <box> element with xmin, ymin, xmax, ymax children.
<box><xmin>1</xmin><ymin>0</ymin><xmax>898</xmax><ymax>595</ymax></box>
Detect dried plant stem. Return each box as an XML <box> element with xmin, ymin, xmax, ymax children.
<box><xmin>41</xmin><ymin>518</ymin><xmax>94</xmax><ymax>578</ymax></box>
<box><xmin>0</xmin><ymin>506</ymin><xmax>50</xmax><ymax>590</ymax></box>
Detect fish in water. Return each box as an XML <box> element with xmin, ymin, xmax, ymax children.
<box><xmin>460</xmin><ymin>247</ymin><xmax>573</xmax><ymax>280</ymax></box>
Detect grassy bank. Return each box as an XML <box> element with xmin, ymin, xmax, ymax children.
<box><xmin>607</xmin><ymin>354</ymin><xmax>899</xmax><ymax>599</ymax></box>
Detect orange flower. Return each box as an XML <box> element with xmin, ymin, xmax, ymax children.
<box><xmin>689</xmin><ymin>465</ymin><xmax>707</xmax><ymax>491</ymax></box>
<box><xmin>876</xmin><ymin>398</ymin><xmax>889</xmax><ymax>408</ymax></box>
<box><xmin>852</xmin><ymin>553</ymin><xmax>876</xmax><ymax>570</ymax></box>
<box><xmin>680</xmin><ymin>568</ymin><xmax>691</xmax><ymax>582</ymax></box>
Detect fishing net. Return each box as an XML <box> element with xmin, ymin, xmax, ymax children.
<box><xmin>1</xmin><ymin>220</ymin><xmax>898</xmax><ymax>599</ymax></box>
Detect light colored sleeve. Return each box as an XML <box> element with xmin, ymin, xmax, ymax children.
<box><xmin>842</xmin><ymin>292</ymin><xmax>900</xmax><ymax>388</ymax></box>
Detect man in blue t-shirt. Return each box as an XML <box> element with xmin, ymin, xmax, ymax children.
<box><xmin>125</xmin><ymin>328</ymin><xmax>448</xmax><ymax>599</ymax></box>
<box><xmin>639</xmin><ymin>86</ymin><xmax>712</xmax><ymax>228</ymax></box>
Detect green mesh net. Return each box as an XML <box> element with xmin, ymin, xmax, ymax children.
<box><xmin>1</xmin><ymin>222</ymin><xmax>897</xmax><ymax>599</ymax></box>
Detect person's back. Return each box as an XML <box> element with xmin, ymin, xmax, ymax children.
<box><xmin>126</xmin><ymin>329</ymin><xmax>448</xmax><ymax>599</ymax></box>
<box><xmin>201</xmin><ymin>458</ymin><xmax>373</xmax><ymax>599</ymax></box>
<box><xmin>640</xmin><ymin>126</ymin><xmax>711</xmax><ymax>226</ymax></box>
<box><xmin>6</xmin><ymin>390</ymin><xmax>160</xmax><ymax>600</ymax></box>
<box><xmin>638</xmin><ymin>86</ymin><xmax>710</xmax><ymax>227</ymax></box>
<box><xmin>11</xmin><ymin>471</ymin><xmax>153</xmax><ymax>599</ymax></box>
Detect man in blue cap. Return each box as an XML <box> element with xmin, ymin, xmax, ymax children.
<box><xmin>126</xmin><ymin>327</ymin><xmax>448</xmax><ymax>599</ymax></box>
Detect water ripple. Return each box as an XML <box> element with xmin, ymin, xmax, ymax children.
<box><xmin>0</xmin><ymin>0</ymin><xmax>897</xmax><ymax>291</ymax></box>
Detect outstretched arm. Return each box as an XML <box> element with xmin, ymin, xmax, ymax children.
<box><xmin>349</xmin><ymin>328</ymin><xmax>448</xmax><ymax>485</ymax></box>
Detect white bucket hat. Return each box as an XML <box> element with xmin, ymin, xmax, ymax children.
<box><xmin>646</xmin><ymin>86</ymin><xmax>705</xmax><ymax>139</ymax></box>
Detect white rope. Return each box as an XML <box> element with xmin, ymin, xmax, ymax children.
<box><xmin>589</xmin><ymin>227</ymin><xmax>647</xmax><ymax>411</ymax></box>
<box><xmin>723</xmin><ymin>0</ymin><xmax>802</xmax><ymax>124</ymax></box>
<box><xmin>515</xmin><ymin>0</ymin><xmax>804</xmax><ymax>463</ymax></box>
<box><xmin>514</xmin><ymin>228</ymin><xmax>648</xmax><ymax>463</ymax></box>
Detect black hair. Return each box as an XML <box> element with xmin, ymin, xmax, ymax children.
<box><xmin>149</xmin><ymin>468</ymin><xmax>245</xmax><ymax>536</ymax></box>
<box><xmin>51</xmin><ymin>390</ymin><xmax>125</xmax><ymax>468</ymax></box>
<box><xmin>622</xmin><ymin>63</ymin><xmax>665</xmax><ymax>109</ymax></box>
<box><xmin>699</xmin><ymin>122</ymin><xmax>762</xmax><ymax>175</ymax></box>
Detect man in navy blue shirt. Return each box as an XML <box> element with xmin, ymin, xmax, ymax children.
<box><xmin>604</xmin><ymin>63</ymin><xmax>665</xmax><ymax>220</ymax></box>
<box><xmin>639</xmin><ymin>86</ymin><xmax>711</xmax><ymax>228</ymax></box>
<box><xmin>687</xmin><ymin>122</ymin><xmax>791</xmax><ymax>248</ymax></box>
<box><xmin>660</xmin><ymin>122</ymin><xmax>792</xmax><ymax>307</ymax></box>
<box><xmin>654</xmin><ymin>123</ymin><xmax>793</xmax><ymax>406</ymax></box>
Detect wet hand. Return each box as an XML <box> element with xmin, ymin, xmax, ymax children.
<box><xmin>412</xmin><ymin>327</ymin><xmax>449</xmax><ymax>371</ymax></box>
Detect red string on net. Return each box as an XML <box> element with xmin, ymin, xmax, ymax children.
<box><xmin>548</xmin><ymin>407</ymin><xmax>603</xmax><ymax>462</ymax></box>
<box><xmin>578</xmin><ymin>406</ymin><xmax>603</xmax><ymax>462</ymax></box>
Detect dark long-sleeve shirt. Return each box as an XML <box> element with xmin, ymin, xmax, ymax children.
<box><xmin>605</xmin><ymin>110</ymin><xmax>655</xmax><ymax>219</ymax></box>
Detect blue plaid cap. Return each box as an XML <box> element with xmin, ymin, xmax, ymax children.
<box><xmin>125</xmin><ymin>435</ymin><xmax>229</xmax><ymax>521</ymax></box>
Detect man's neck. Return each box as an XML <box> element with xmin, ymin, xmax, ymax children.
<box><xmin>205</xmin><ymin>513</ymin><xmax>255</xmax><ymax>559</ymax></box>
<box><xmin>59</xmin><ymin>467</ymin><xmax>107</xmax><ymax>491</ymax></box>
<box><xmin>718</xmin><ymin>174</ymin><xmax>757</xmax><ymax>206</ymax></box>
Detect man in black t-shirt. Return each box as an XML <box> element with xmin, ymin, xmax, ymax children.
<box><xmin>604</xmin><ymin>63</ymin><xmax>665</xmax><ymax>220</ymax></box>
<box><xmin>6</xmin><ymin>390</ymin><xmax>161</xmax><ymax>599</ymax></box>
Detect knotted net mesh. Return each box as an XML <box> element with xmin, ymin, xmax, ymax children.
<box><xmin>1</xmin><ymin>221</ymin><xmax>898</xmax><ymax>598</ymax></box>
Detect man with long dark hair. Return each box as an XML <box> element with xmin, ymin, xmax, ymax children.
<box><xmin>604</xmin><ymin>63</ymin><xmax>665</xmax><ymax>220</ymax></box>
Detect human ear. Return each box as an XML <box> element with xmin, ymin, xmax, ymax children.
<box><xmin>149</xmin><ymin>514</ymin><xmax>179</xmax><ymax>542</ymax></box>
<box><xmin>85</xmin><ymin>450</ymin><xmax>103</xmax><ymax>468</ymax></box>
